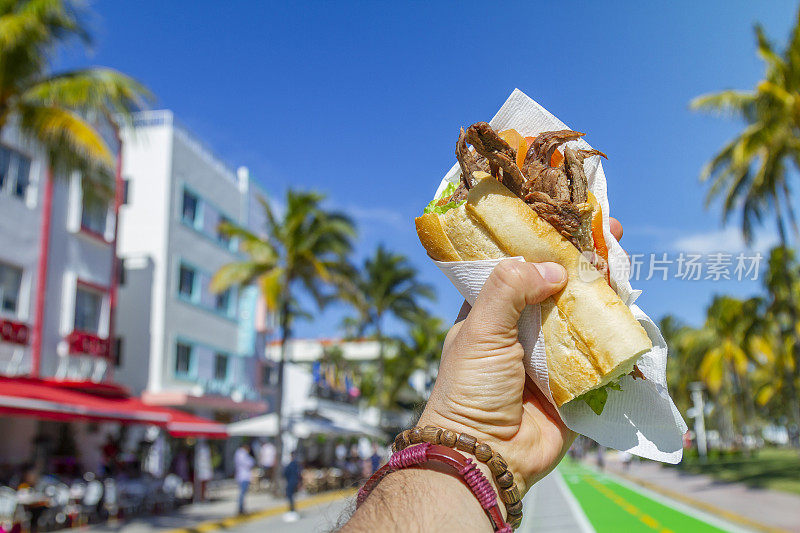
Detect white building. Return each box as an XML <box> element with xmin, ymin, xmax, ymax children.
<box><xmin>0</xmin><ymin>117</ymin><xmax>130</xmax><ymax>465</ymax></box>
<box><xmin>115</xmin><ymin>110</ymin><xmax>274</xmax><ymax>421</ymax></box>
<box><xmin>264</xmin><ymin>339</ymin><xmax>408</xmax><ymax>439</ymax></box>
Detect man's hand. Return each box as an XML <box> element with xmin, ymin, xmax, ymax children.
<box><xmin>419</xmin><ymin>218</ymin><xmax>625</xmax><ymax>495</ymax></box>
<box><xmin>418</xmin><ymin>260</ymin><xmax>571</xmax><ymax>494</ymax></box>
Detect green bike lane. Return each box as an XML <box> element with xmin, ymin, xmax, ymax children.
<box><xmin>558</xmin><ymin>460</ymin><xmax>733</xmax><ymax>533</ymax></box>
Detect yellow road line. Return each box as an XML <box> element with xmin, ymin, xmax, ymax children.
<box><xmin>584</xmin><ymin>475</ymin><xmax>674</xmax><ymax>533</ymax></box>
<box><xmin>165</xmin><ymin>488</ymin><xmax>357</xmax><ymax>533</ymax></box>
<box><xmin>612</xmin><ymin>471</ymin><xmax>787</xmax><ymax>533</ymax></box>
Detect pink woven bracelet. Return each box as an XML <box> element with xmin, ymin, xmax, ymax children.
<box><xmin>358</xmin><ymin>443</ymin><xmax>513</xmax><ymax>532</ymax></box>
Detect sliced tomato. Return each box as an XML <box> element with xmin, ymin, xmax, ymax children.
<box><xmin>499</xmin><ymin>129</ymin><xmax>529</xmax><ymax>169</ymax></box>
<box><xmin>524</xmin><ymin>136</ymin><xmax>563</xmax><ymax>167</ymax></box>
<box><xmin>587</xmin><ymin>191</ymin><xmax>611</xmax><ymax>285</ymax></box>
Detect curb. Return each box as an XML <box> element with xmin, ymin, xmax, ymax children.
<box><xmin>165</xmin><ymin>488</ymin><xmax>357</xmax><ymax>533</ymax></box>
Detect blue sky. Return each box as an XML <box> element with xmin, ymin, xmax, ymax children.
<box><xmin>60</xmin><ymin>1</ymin><xmax>799</xmax><ymax>338</ymax></box>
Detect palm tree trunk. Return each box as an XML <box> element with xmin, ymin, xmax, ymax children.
<box><xmin>272</xmin><ymin>299</ymin><xmax>291</xmax><ymax>487</ymax></box>
<box><xmin>776</xmin><ymin>233</ymin><xmax>800</xmax><ymax>438</ymax></box>
<box><xmin>376</xmin><ymin>315</ymin><xmax>385</xmax><ymax>427</ymax></box>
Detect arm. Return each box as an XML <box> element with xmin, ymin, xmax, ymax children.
<box><xmin>342</xmin><ymin>467</ymin><xmax>490</xmax><ymax>532</ymax></box>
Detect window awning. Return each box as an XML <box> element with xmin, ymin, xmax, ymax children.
<box><xmin>0</xmin><ymin>377</ymin><xmax>227</xmax><ymax>438</ymax></box>
<box><xmin>0</xmin><ymin>376</ymin><xmax>170</xmax><ymax>425</ymax></box>
<box><xmin>163</xmin><ymin>409</ymin><xmax>228</xmax><ymax>439</ymax></box>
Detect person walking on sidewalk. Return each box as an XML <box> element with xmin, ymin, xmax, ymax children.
<box><xmin>234</xmin><ymin>442</ymin><xmax>254</xmax><ymax>515</ymax></box>
<box><xmin>283</xmin><ymin>451</ymin><xmax>302</xmax><ymax>522</ymax></box>
<box><xmin>258</xmin><ymin>439</ymin><xmax>276</xmax><ymax>491</ymax></box>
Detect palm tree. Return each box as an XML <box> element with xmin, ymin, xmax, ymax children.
<box><xmin>342</xmin><ymin>245</ymin><xmax>434</xmax><ymax>418</ymax></box>
<box><xmin>690</xmin><ymin>11</ymin><xmax>800</xmax><ymax>243</ymax></box>
<box><xmin>696</xmin><ymin>296</ymin><xmax>768</xmax><ymax>441</ymax></box>
<box><xmin>761</xmin><ymin>247</ymin><xmax>800</xmax><ymax>426</ymax></box>
<box><xmin>211</xmin><ymin>190</ymin><xmax>355</xmax><ymax>474</ymax></box>
<box><xmin>382</xmin><ymin>311</ymin><xmax>446</xmax><ymax>411</ymax></box>
<box><xmin>0</xmin><ymin>0</ymin><xmax>151</xmax><ymax>197</ymax></box>
<box><xmin>691</xmin><ymin>10</ymin><xmax>800</xmax><ymax>435</ymax></box>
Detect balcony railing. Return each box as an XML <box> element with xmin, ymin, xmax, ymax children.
<box><xmin>0</xmin><ymin>318</ymin><xmax>29</xmax><ymax>345</ymax></box>
<box><xmin>65</xmin><ymin>330</ymin><xmax>110</xmax><ymax>359</ymax></box>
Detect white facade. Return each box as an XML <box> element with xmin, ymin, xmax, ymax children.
<box><xmin>0</xmin><ymin>121</ymin><xmax>119</xmax><ymax>382</ymax></box>
<box><xmin>0</xmin><ymin>123</ymin><xmax>45</xmax><ymax>376</ymax></box>
<box><xmin>115</xmin><ymin>111</ymin><xmax>271</xmax><ymax>417</ymax></box>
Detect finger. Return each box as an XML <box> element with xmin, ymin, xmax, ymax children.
<box><xmin>609</xmin><ymin>217</ymin><xmax>623</xmax><ymax>241</ymax></box>
<box><xmin>455</xmin><ymin>300</ymin><xmax>471</xmax><ymax>323</ymax></box>
<box><xmin>467</xmin><ymin>260</ymin><xmax>566</xmax><ymax>335</ymax></box>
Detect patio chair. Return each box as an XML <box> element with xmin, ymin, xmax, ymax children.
<box><xmin>0</xmin><ymin>487</ymin><xmax>18</xmax><ymax>533</ymax></box>
<box><xmin>78</xmin><ymin>480</ymin><xmax>103</xmax><ymax>525</ymax></box>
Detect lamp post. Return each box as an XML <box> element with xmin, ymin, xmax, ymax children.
<box><xmin>689</xmin><ymin>381</ymin><xmax>708</xmax><ymax>460</ymax></box>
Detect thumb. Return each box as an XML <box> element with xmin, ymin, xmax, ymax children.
<box><xmin>466</xmin><ymin>260</ymin><xmax>567</xmax><ymax>337</ymax></box>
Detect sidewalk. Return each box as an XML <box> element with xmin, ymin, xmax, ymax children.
<box><xmin>89</xmin><ymin>482</ymin><xmax>352</xmax><ymax>533</ymax></box>
<box><xmin>604</xmin><ymin>457</ymin><xmax>800</xmax><ymax>533</ymax></box>
<box><xmin>519</xmin><ymin>469</ymin><xmax>592</xmax><ymax>532</ymax></box>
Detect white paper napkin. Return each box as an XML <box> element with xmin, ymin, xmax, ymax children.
<box><xmin>432</xmin><ymin>89</ymin><xmax>687</xmax><ymax>463</ymax></box>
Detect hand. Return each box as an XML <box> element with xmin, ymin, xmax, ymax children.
<box><xmin>419</xmin><ymin>218</ymin><xmax>624</xmax><ymax>496</ymax></box>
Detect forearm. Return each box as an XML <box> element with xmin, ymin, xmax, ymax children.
<box><xmin>341</xmin><ymin>465</ymin><xmax>493</xmax><ymax>532</ymax></box>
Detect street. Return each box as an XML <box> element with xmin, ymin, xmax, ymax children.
<box><xmin>226</xmin><ymin>499</ymin><xmax>352</xmax><ymax>533</ymax></box>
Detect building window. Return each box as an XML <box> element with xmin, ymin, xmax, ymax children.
<box><xmin>217</xmin><ymin>216</ymin><xmax>232</xmax><ymax>247</ymax></box>
<box><xmin>117</xmin><ymin>259</ymin><xmax>126</xmax><ymax>286</ymax></box>
<box><xmin>181</xmin><ymin>188</ymin><xmax>199</xmax><ymax>227</ymax></box>
<box><xmin>74</xmin><ymin>285</ymin><xmax>103</xmax><ymax>333</ymax></box>
<box><xmin>113</xmin><ymin>337</ymin><xmax>123</xmax><ymax>367</ymax></box>
<box><xmin>214</xmin><ymin>352</ymin><xmax>229</xmax><ymax>382</ymax></box>
<box><xmin>178</xmin><ymin>264</ymin><xmax>196</xmax><ymax>300</ymax></box>
<box><xmin>0</xmin><ymin>146</ymin><xmax>9</xmax><ymax>191</ymax></box>
<box><xmin>0</xmin><ymin>262</ymin><xmax>22</xmax><ymax>313</ymax></box>
<box><xmin>12</xmin><ymin>156</ymin><xmax>30</xmax><ymax>199</ymax></box>
<box><xmin>215</xmin><ymin>288</ymin><xmax>232</xmax><ymax>315</ymax></box>
<box><xmin>122</xmin><ymin>179</ymin><xmax>130</xmax><ymax>205</ymax></box>
<box><xmin>175</xmin><ymin>342</ymin><xmax>194</xmax><ymax>378</ymax></box>
<box><xmin>0</xmin><ymin>145</ymin><xmax>32</xmax><ymax>200</ymax></box>
<box><xmin>80</xmin><ymin>194</ymin><xmax>108</xmax><ymax>236</ymax></box>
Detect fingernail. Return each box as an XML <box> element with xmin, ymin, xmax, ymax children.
<box><xmin>534</xmin><ymin>262</ymin><xmax>566</xmax><ymax>284</ymax></box>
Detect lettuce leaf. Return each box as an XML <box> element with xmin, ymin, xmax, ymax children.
<box><xmin>577</xmin><ymin>378</ymin><xmax>623</xmax><ymax>415</ymax></box>
<box><xmin>423</xmin><ymin>182</ymin><xmax>465</xmax><ymax>215</ymax></box>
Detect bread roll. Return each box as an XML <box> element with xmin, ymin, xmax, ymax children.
<box><xmin>416</xmin><ymin>176</ymin><xmax>652</xmax><ymax>406</ymax></box>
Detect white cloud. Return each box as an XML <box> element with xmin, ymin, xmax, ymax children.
<box><xmin>671</xmin><ymin>226</ymin><xmax>779</xmax><ymax>254</ymax></box>
<box><xmin>345</xmin><ymin>205</ymin><xmax>405</xmax><ymax>229</ymax></box>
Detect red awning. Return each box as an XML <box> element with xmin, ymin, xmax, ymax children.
<box><xmin>0</xmin><ymin>377</ymin><xmax>227</xmax><ymax>438</ymax></box>
<box><xmin>0</xmin><ymin>376</ymin><xmax>169</xmax><ymax>425</ymax></box>
<box><xmin>162</xmin><ymin>409</ymin><xmax>228</xmax><ymax>439</ymax></box>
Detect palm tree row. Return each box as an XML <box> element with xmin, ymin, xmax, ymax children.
<box><xmin>662</xmin><ymin>246</ymin><xmax>800</xmax><ymax>445</ymax></box>
<box><xmin>683</xmin><ymin>7</ymin><xmax>800</xmax><ymax>445</ymax></box>
<box><xmin>211</xmin><ymin>190</ymin><xmax>443</xmax><ymax>476</ymax></box>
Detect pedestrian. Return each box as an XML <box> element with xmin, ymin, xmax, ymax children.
<box><xmin>234</xmin><ymin>442</ymin><xmax>254</xmax><ymax>515</ymax></box>
<box><xmin>195</xmin><ymin>439</ymin><xmax>212</xmax><ymax>501</ymax></box>
<box><xmin>258</xmin><ymin>439</ymin><xmax>276</xmax><ymax>491</ymax></box>
<box><xmin>620</xmin><ymin>450</ymin><xmax>633</xmax><ymax>471</ymax></box>
<box><xmin>283</xmin><ymin>451</ymin><xmax>302</xmax><ymax>522</ymax></box>
<box><xmin>369</xmin><ymin>442</ymin><xmax>382</xmax><ymax>473</ymax></box>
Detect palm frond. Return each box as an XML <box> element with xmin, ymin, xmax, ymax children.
<box><xmin>22</xmin><ymin>68</ymin><xmax>153</xmax><ymax>128</ymax></box>
<box><xmin>17</xmin><ymin>102</ymin><xmax>115</xmax><ymax>197</ymax></box>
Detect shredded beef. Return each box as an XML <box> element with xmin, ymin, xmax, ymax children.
<box><xmin>464</xmin><ymin>122</ymin><xmax>527</xmax><ymax>198</ymax></box>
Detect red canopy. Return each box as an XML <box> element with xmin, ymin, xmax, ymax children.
<box><xmin>162</xmin><ymin>409</ymin><xmax>228</xmax><ymax>439</ymax></box>
<box><xmin>0</xmin><ymin>377</ymin><xmax>227</xmax><ymax>438</ymax></box>
<box><xmin>0</xmin><ymin>376</ymin><xmax>169</xmax><ymax>424</ymax></box>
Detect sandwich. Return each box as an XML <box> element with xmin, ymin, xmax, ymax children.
<box><xmin>415</xmin><ymin>122</ymin><xmax>651</xmax><ymax>414</ymax></box>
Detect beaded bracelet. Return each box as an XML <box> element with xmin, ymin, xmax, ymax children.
<box><xmin>393</xmin><ymin>425</ymin><xmax>523</xmax><ymax>529</ymax></box>
<box><xmin>357</xmin><ymin>442</ymin><xmax>513</xmax><ymax>532</ymax></box>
